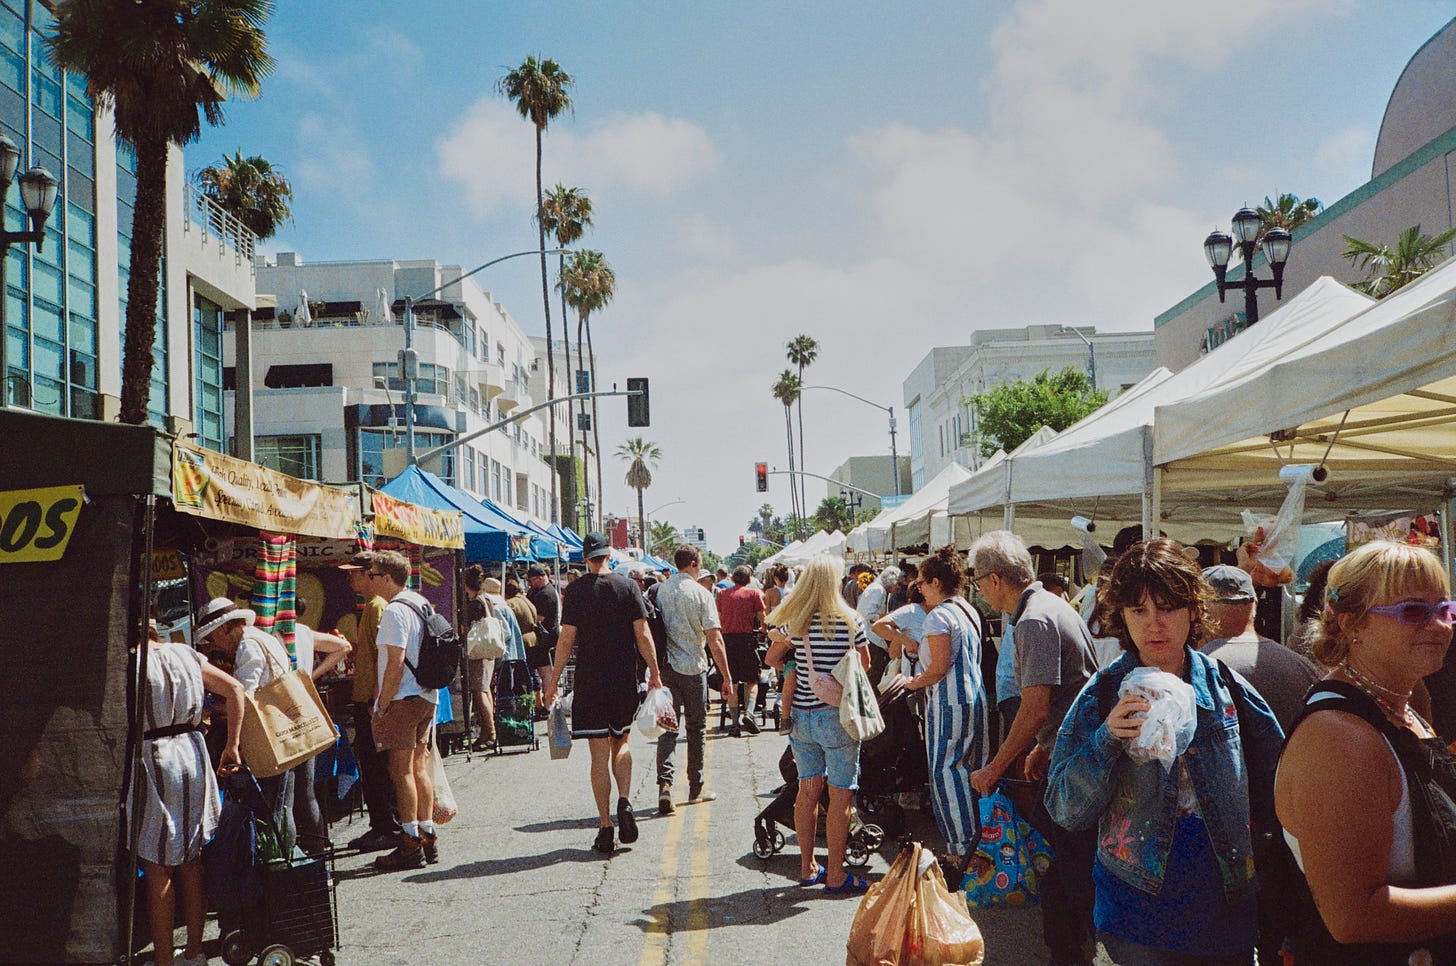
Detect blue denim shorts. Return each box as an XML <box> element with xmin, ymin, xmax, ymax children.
<box><xmin>788</xmin><ymin>704</ymin><xmax>861</xmax><ymax>790</ymax></box>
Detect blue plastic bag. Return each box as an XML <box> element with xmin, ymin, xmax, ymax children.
<box><xmin>964</xmin><ymin>787</ymin><xmax>1052</xmax><ymax>907</ymax></box>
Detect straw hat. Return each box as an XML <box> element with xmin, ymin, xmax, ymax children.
<box><xmin>481</xmin><ymin>577</ymin><xmax>504</xmax><ymax>595</ymax></box>
<box><xmin>193</xmin><ymin>597</ymin><xmax>256</xmax><ymax>640</ymax></box>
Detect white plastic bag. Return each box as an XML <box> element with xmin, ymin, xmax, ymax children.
<box><xmin>429</xmin><ymin>726</ymin><xmax>458</xmax><ymax>823</ymax></box>
<box><xmin>548</xmin><ymin>698</ymin><xmax>572</xmax><ymax>760</ymax></box>
<box><xmin>635</xmin><ymin>686</ymin><xmax>678</xmax><ymax>739</ymax></box>
<box><xmin>1118</xmin><ymin>668</ymin><xmax>1196</xmax><ymax>769</ymax></box>
<box><xmin>1238</xmin><ymin>465</ymin><xmax>1314</xmax><ymax>586</ymax></box>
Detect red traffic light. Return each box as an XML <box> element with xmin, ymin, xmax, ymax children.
<box><xmin>755</xmin><ymin>462</ymin><xmax>768</xmax><ymax>492</ymax></box>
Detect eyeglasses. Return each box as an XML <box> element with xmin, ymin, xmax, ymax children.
<box><xmin>363</xmin><ymin>571</ymin><xmax>384</xmax><ymax>578</ymax></box>
<box><xmin>1368</xmin><ymin>600</ymin><xmax>1456</xmax><ymax>626</ymax></box>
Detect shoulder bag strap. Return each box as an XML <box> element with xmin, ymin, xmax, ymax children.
<box><xmin>945</xmin><ymin>597</ymin><xmax>984</xmax><ymax>639</ymax></box>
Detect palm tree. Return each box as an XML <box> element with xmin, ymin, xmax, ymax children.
<box><xmin>617</xmin><ymin>437</ymin><xmax>661</xmax><ymax>554</ymax></box>
<box><xmin>49</xmin><ymin>0</ymin><xmax>273</xmax><ymax>424</ymax></box>
<box><xmin>814</xmin><ymin>496</ymin><xmax>854</xmax><ymax>533</ymax></box>
<box><xmin>194</xmin><ymin>151</ymin><xmax>293</xmax><ymax>239</ymax></box>
<box><xmin>1342</xmin><ymin>224</ymin><xmax>1456</xmax><ymax>298</ymax></box>
<box><xmin>771</xmin><ymin>370</ymin><xmax>803</xmax><ymax>538</ymax></box>
<box><xmin>1256</xmin><ymin>193</ymin><xmax>1322</xmax><ymax>244</ymax></box>
<box><xmin>559</xmin><ymin>249</ymin><xmax>615</xmax><ymax>531</ymax></box>
<box><xmin>499</xmin><ymin>55</ymin><xmax>573</xmax><ymax>522</ymax></box>
<box><xmin>648</xmin><ymin>520</ymin><xmax>680</xmax><ymax>557</ymax></box>
<box><xmin>786</xmin><ymin>334</ymin><xmax>819</xmax><ymax>536</ymax></box>
<box><xmin>540</xmin><ymin>183</ymin><xmax>593</xmax><ymax>526</ymax></box>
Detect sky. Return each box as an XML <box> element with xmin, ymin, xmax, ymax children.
<box><xmin>192</xmin><ymin>0</ymin><xmax>1456</xmax><ymax>554</ymax></box>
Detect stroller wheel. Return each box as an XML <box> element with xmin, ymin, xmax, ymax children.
<box><xmin>845</xmin><ymin>840</ymin><xmax>870</xmax><ymax>868</ymax></box>
<box><xmin>861</xmin><ymin>823</ymin><xmax>885</xmax><ymax>850</ymax></box>
<box><xmin>258</xmin><ymin>944</ymin><xmax>295</xmax><ymax>966</ymax></box>
<box><xmin>773</xmin><ymin>829</ymin><xmax>786</xmax><ymax>852</ymax></box>
<box><xmin>319</xmin><ymin>952</ymin><xmax>336</xmax><ymax>966</ymax></box>
<box><xmin>221</xmin><ymin>930</ymin><xmax>253</xmax><ymax>966</ymax></box>
<box><xmin>752</xmin><ymin>835</ymin><xmax>777</xmax><ymax>859</ymax></box>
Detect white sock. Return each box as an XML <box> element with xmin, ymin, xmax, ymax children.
<box><xmin>402</xmin><ymin>820</ymin><xmax>419</xmax><ymax>838</ymax></box>
<box><xmin>418</xmin><ymin>820</ymin><xmax>435</xmax><ymax>836</ymax></box>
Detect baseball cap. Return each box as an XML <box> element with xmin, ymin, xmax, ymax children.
<box><xmin>1203</xmin><ymin>564</ymin><xmax>1256</xmax><ymax>603</ymax></box>
<box><xmin>526</xmin><ymin>563</ymin><xmax>549</xmax><ymax>578</ymax></box>
<box><xmin>581</xmin><ymin>531</ymin><xmax>612</xmax><ymax>560</ymax></box>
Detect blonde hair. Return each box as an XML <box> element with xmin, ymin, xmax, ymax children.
<box><xmin>766</xmin><ymin>555</ymin><xmax>861</xmax><ymax>638</ymax></box>
<box><xmin>1306</xmin><ymin>540</ymin><xmax>1449</xmax><ymax>667</ymax></box>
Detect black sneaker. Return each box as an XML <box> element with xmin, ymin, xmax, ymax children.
<box><xmin>592</xmin><ymin>826</ymin><xmax>615</xmax><ymax>854</ymax></box>
<box><xmin>374</xmin><ymin>833</ymin><xmax>424</xmax><ymax>870</ymax></box>
<box><xmin>658</xmin><ymin>782</ymin><xmax>675</xmax><ymax>816</ymax></box>
<box><xmin>421</xmin><ymin>829</ymin><xmax>439</xmax><ymax>864</ymax></box>
<box><xmin>729</xmin><ymin>723</ymin><xmax>742</xmax><ymax>738</ymax></box>
<box><xmin>740</xmin><ymin>715</ymin><xmax>760</xmax><ymax>735</ymax></box>
<box><xmin>616</xmin><ymin>798</ymin><xmax>638</xmax><ymax>844</ymax></box>
<box><xmin>349</xmin><ymin>828</ymin><xmax>400</xmax><ymax>853</ymax></box>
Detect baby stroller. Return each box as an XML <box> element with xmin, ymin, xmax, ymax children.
<box><xmin>750</xmin><ymin>686</ymin><xmax>912</xmax><ymax>865</ymax></box>
<box><xmin>207</xmin><ymin>767</ymin><xmax>339</xmax><ymax>966</ymax></box>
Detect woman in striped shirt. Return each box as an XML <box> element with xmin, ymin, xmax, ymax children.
<box><xmin>766</xmin><ymin>555</ymin><xmax>873</xmax><ymax>894</ymax></box>
<box><xmin>904</xmin><ymin>545</ymin><xmax>991</xmax><ymax>879</ymax></box>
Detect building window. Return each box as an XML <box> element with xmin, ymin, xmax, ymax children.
<box><xmin>263</xmin><ymin>362</ymin><xmax>332</xmax><ymax>388</ymax></box>
<box><xmin>358</xmin><ymin>428</ymin><xmax>454</xmax><ymax>489</ymax></box>
<box><xmin>256</xmin><ymin>434</ymin><xmax>321</xmax><ymax>480</ymax></box>
<box><xmin>372</xmin><ymin>360</ymin><xmax>448</xmax><ymax>395</ymax></box>
<box><xmin>193</xmin><ymin>294</ymin><xmax>224</xmax><ymax>449</ymax></box>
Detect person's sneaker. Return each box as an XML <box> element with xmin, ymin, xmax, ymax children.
<box><xmin>728</xmin><ymin>722</ymin><xmax>742</xmax><ymax>737</ymax></box>
<box><xmin>176</xmin><ymin>951</ymin><xmax>208</xmax><ymax>966</ymax></box>
<box><xmin>420</xmin><ymin>829</ymin><xmax>439</xmax><ymax>864</ymax></box>
<box><xmin>658</xmin><ymin>782</ymin><xmax>675</xmax><ymax>815</ymax></box>
<box><xmin>740</xmin><ymin>714</ymin><xmax>760</xmax><ymax>735</ymax></box>
<box><xmin>374</xmin><ymin>832</ymin><xmax>424</xmax><ymax>870</ymax></box>
<box><xmin>471</xmin><ymin>737</ymin><xmax>493</xmax><ymax>752</ymax></box>
<box><xmin>616</xmin><ymin>797</ymin><xmax>638</xmax><ymax>844</ymax></box>
<box><xmin>687</xmin><ymin>783</ymin><xmax>716</xmax><ymax>804</ymax></box>
<box><xmin>348</xmin><ymin>827</ymin><xmax>400</xmax><ymax>853</ymax></box>
<box><xmin>592</xmin><ymin>826</ymin><xmax>615</xmax><ymax>854</ymax></box>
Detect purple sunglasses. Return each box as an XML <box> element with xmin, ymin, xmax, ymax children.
<box><xmin>1368</xmin><ymin>600</ymin><xmax>1456</xmax><ymax>627</ymax></box>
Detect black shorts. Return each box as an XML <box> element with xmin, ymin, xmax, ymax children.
<box><xmin>526</xmin><ymin>643</ymin><xmax>554</xmax><ymax>669</ymax></box>
<box><xmin>724</xmin><ymin>632</ymin><xmax>763</xmax><ymax>685</ymax></box>
<box><xmin>569</xmin><ymin>663</ymin><xmax>640</xmax><ymax>739</ymax></box>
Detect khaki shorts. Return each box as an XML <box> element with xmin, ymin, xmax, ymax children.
<box><xmin>373</xmin><ymin>696</ymin><xmax>434</xmax><ymax>751</ymax></box>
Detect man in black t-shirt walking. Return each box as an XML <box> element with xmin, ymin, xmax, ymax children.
<box><xmin>526</xmin><ymin>563</ymin><xmax>562</xmax><ymax>692</ymax></box>
<box><xmin>543</xmin><ymin>533</ymin><xmax>663</xmax><ymax>855</ymax></box>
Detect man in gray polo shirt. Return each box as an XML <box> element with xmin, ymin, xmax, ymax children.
<box><xmin>968</xmin><ymin>530</ymin><xmax>1098</xmax><ymax>966</ymax></box>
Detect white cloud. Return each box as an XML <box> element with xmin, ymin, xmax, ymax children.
<box><xmin>677</xmin><ymin>215</ymin><xmax>740</xmax><ymax>262</ymax></box>
<box><xmin>435</xmin><ymin>99</ymin><xmax>719</xmax><ymax>217</ymax></box>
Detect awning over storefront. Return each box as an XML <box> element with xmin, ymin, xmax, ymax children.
<box><xmin>171</xmin><ymin>442</ymin><xmax>358</xmax><ymax>539</ymax></box>
<box><xmin>370</xmin><ymin>488</ymin><xmax>465</xmax><ymax>549</ymax></box>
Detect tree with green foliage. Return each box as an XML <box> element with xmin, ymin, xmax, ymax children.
<box><xmin>786</xmin><ymin>334</ymin><xmax>819</xmax><ymax>530</ymax></box>
<box><xmin>560</xmin><ymin>248</ymin><xmax>615</xmax><ymax>528</ymax></box>
<box><xmin>814</xmin><ymin>496</ymin><xmax>856</xmax><ymax>533</ymax></box>
<box><xmin>647</xmin><ymin>520</ymin><xmax>680</xmax><ymax>557</ymax></box>
<box><xmin>50</xmin><ymin>0</ymin><xmax>273</xmax><ymax>424</ymax></box>
<box><xmin>500</xmin><ymin>54</ymin><xmax>573</xmax><ymax>521</ymax></box>
<box><xmin>1342</xmin><ymin>224</ymin><xmax>1456</xmax><ymax>298</ymax></box>
<box><xmin>1256</xmin><ymin>193</ymin><xmax>1322</xmax><ymax>244</ymax></box>
<box><xmin>771</xmin><ymin>370</ymin><xmax>803</xmax><ymax>536</ymax></box>
<box><xmin>966</xmin><ymin>367</ymin><xmax>1108</xmax><ymax>457</ymax></box>
<box><xmin>541</xmin><ymin>183</ymin><xmax>594</xmax><ymax>518</ymax></box>
<box><xmin>194</xmin><ymin>151</ymin><xmax>292</xmax><ymax>239</ymax></box>
<box><xmin>617</xmin><ymin>437</ymin><xmax>661</xmax><ymax>553</ymax></box>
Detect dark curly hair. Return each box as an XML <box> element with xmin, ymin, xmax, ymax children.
<box><xmin>1098</xmin><ymin>539</ymin><xmax>1216</xmax><ymax>652</ymax></box>
<box><xmin>919</xmin><ymin>544</ymin><xmax>967</xmax><ymax>597</ymax></box>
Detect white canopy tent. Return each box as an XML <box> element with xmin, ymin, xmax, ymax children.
<box><xmin>946</xmin><ymin>278</ymin><xmax>1375</xmax><ymax>537</ymax></box>
<box><xmin>778</xmin><ymin>529</ymin><xmax>847</xmax><ymax>566</ymax></box>
<box><xmin>1154</xmin><ymin>255</ymin><xmax>1456</xmax><ymax>538</ymax></box>
<box><xmin>863</xmin><ymin>462</ymin><xmax>975</xmax><ymax>553</ymax></box>
<box><xmin>754</xmin><ymin>538</ymin><xmax>804</xmax><ymax>572</ymax></box>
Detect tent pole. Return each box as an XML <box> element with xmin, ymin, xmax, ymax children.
<box><xmin>122</xmin><ymin>493</ymin><xmax>157</xmax><ymax>966</ymax></box>
<box><xmin>1443</xmin><ymin>486</ymin><xmax>1455</xmax><ymax>588</ymax></box>
<box><xmin>1142</xmin><ymin>425</ymin><xmax>1155</xmax><ymax>540</ymax></box>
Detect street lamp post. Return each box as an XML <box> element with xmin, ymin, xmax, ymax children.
<box><xmin>1057</xmin><ymin>326</ymin><xmax>1097</xmax><ymax>391</ymax></box>
<box><xmin>1203</xmin><ymin>207</ymin><xmax>1292</xmax><ymax>327</ymax></box>
<box><xmin>0</xmin><ymin>135</ymin><xmax>58</xmax><ymax>408</ymax></box>
<box><xmin>799</xmin><ymin>384</ymin><xmax>901</xmax><ymax>497</ymax></box>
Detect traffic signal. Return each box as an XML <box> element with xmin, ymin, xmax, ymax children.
<box><xmin>739</xmin><ymin>535</ymin><xmax>745</xmax><ymax>546</ymax></box>
<box><xmin>627</xmin><ymin>377</ymin><xmax>649</xmax><ymax>427</ymax></box>
<box><xmin>755</xmin><ymin>462</ymin><xmax>768</xmax><ymax>492</ymax></box>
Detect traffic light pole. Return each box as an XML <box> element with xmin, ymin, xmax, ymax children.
<box><xmin>414</xmin><ymin>388</ymin><xmax>643</xmax><ymax>467</ymax></box>
<box><xmin>765</xmin><ymin>469</ymin><xmax>880</xmax><ymax>499</ymax></box>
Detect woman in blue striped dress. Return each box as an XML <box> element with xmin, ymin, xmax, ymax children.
<box><xmin>904</xmin><ymin>545</ymin><xmax>990</xmax><ymax>871</ymax></box>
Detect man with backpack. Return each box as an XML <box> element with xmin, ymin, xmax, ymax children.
<box><xmin>369</xmin><ymin>550</ymin><xmax>452</xmax><ymax>870</ymax></box>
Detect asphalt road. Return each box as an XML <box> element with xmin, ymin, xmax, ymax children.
<box><xmin>326</xmin><ymin>718</ymin><xmax>1045</xmax><ymax>965</ymax></box>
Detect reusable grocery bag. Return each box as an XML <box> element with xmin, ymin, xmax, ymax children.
<box><xmin>238</xmin><ymin>645</ymin><xmax>335</xmax><ymax>778</ymax></box>
<box><xmin>635</xmin><ymin>686</ymin><xmax>678</xmax><ymax>739</ymax></box>
<box><xmin>548</xmin><ymin>698</ymin><xmax>572</xmax><ymax>759</ymax></box>
<box><xmin>834</xmin><ymin>647</ymin><xmax>885</xmax><ymax>741</ymax></box>
<box><xmin>847</xmin><ymin>841</ymin><xmax>985</xmax><ymax>966</ymax></box>
<box><xmin>964</xmin><ymin>787</ymin><xmax>1051</xmax><ymax>907</ymax></box>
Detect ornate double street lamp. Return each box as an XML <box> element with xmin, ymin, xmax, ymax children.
<box><xmin>0</xmin><ymin>133</ymin><xmax>58</xmax><ymax>408</ymax></box>
<box><xmin>1203</xmin><ymin>207</ymin><xmax>1292</xmax><ymax>327</ymax></box>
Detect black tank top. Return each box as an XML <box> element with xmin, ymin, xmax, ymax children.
<box><xmin>1284</xmin><ymin>681</ymin><xmax>1456</xmax><ymax>964</ymax></box>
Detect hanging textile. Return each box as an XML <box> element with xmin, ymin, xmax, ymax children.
<box><xmin>251</xmin><ymin>532</ymin><xmax>298</xmax><ymax>665</ymax></box>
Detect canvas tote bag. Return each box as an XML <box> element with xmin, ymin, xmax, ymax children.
<box><xmin>239</xmin><ymin>639</ymin><xmax>336</xmax><ymax>778</ymax></box>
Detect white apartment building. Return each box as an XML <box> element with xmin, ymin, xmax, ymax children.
<box><xmin>234</xmin><ymin>253</ymin><xmax>560</xmax><ymax>526</ymax></box>
<box><xmin>903</xmin><ymin>325</ymin><xmax>1156</xmax><ymax>490</ymax></box>
<box><xmin>0</xmin><ymin>0</ymin><xmax>257</xmax><ymax>438</ymax></box>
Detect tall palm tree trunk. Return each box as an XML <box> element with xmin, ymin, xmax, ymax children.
<box><xmin>559</xmin><ymin>252</ymin><xmax>576</xmax><ymax>525</ymax></box>
<box><xmin>796</xmin><ymin>362</ymin><xmax>808</xmax><ymax>538</ymax></box>
<box><xmin>637</xmin><ymin>487</ymin><xmax>646</xmax><ymax>554</ymax></box>
<box><xmin>586</xmin><ymin>318</ymin><xmax>603</xmax><ymax>532</ymax></box>
<box><xmin>575</xmin><ymin>313</ymin><xmax>589</xmax><ymax>532</ymax></box>
<box><xmin>783</xmin><ymin>403</ymin><xmax>800</xmax><ymax>532</ymax></box>
<box><xmin>535</xmin><ymin>128</ymin><xmax>557</xmax><ymax>524</ymax></box>
<box><xmin>120</xmin><ymin>137</ymin><xmax>168</xmax><ymax>424</ymax></box>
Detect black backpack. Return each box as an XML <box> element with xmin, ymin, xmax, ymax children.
<box><xmin>645</xmin><ymin>582</ymin><xmax>670</xmax><ymax>671</ymax></box>
<box><xmin>398</xmin><ymin>598</ymin><xmax>462</xmax><ymax>690</ymax></box>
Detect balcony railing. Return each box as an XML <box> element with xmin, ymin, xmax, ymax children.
<box><xmin>185</xmin><ymin>183</ymin><xmax>257</xmax><ymax>262</ymax></box>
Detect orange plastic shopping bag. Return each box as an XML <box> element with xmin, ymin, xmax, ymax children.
<box><xmin>847</xmin><ymin>842</ymin><xmax>985</xmax><ymax>966</ymax></box>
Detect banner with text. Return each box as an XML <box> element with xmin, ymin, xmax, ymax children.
<box><xmin>0</xmin><ymin>483</ymin><xmax>84</xmax><ymax>563</ymax></box>
<box><xmin>172</xmin><ymin>444</ymin><xmax>358</xmax><ymax>539</ymax></box>
<box><xmin>370</xmin><ymin>490</ymin><xmax>465</xmax><ymax>549</ymax></box>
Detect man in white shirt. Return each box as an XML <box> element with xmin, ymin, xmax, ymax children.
<box><xmin>366</xmin><ymin>551</ymin><xmax>441</xmax><ymax>871</ymax></box>
<box><xmin>653</xmin><ymin>545</ymin><xmax>735</xmax><ymax>815</ymax></box>
<box><xmin>857</xmin><ymin>566</ymin><xmax>901</xmax><ymax>682</ymax></box>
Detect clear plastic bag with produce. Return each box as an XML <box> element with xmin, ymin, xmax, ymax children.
<box><xmin>635</xmin><ymin>686</ymin><xmax>678</xmax><ymax>739</ymax></box>
<box><xmin>1117</xmin><ymin>667</ymin><xmax>1197</xmax><ymax>769</ymax></box>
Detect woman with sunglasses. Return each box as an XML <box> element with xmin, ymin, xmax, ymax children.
<box><xmin>1276</xmin><ymin>540</ymin><xmax>1456</xmax><ymax>964</ymax></box>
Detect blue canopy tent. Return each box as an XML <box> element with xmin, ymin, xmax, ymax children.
<box><xmin>549</xmin><ymin>524</ymin><xmax>583</xmax><ymax>563</ymax></box>
<box><xmin>380</xmin><ymin>466</ymin><xmax>530</xmax><ymax>562</ymax></box>
<box><xmin>476</xmin><ymin>494</ymin><xmax>563</xmax><ymax>560</ymax></box>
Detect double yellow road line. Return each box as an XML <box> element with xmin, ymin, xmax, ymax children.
<box><xmin>638</xmin><ymin>738</ymin><xmax>715</xmax><ymax>965</ymax></box>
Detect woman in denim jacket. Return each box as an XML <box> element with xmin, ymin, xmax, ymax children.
<box><xmin>1046</xmin><ymin>540</ymin><xmax>1284</xmax><ymax>966</ymax></box>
